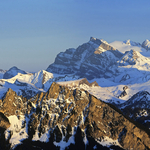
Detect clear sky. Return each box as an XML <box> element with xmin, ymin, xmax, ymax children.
<box><xmin>0</xmin><ymin>0</ymin><xmax>150</xmax><ymax>72</ymax></box>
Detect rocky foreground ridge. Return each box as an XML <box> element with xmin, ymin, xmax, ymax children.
<box><xmin>0</xmin><ymin>83</ymin><xmax>150</xmax><ymax>149</ymax></box>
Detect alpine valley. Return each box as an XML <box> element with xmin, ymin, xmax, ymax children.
<box><xmin>1</xmin><ymin>37</ymin><xmax>150</xmax><ymax>150</ymax></box>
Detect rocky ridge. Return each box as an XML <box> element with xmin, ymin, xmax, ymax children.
<box><xmin>0</xmin><ymin>83</ymin><xmax>150</xmax><ymax>149</ymax></box>
<box><xmin>118</xmin><ymin>91</ymin><xmax>150</xmax><ymax>129</ymax></box>
<box><xmin>57</xmin><ymin>78</ymin><xmax>99</xmax><ymax>89</ymax></box>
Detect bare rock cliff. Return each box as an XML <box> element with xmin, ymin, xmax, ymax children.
<box><xmin>0</xmin><ymin>83</ymin><xmax>150</xmax><ymax>149</ymax></box>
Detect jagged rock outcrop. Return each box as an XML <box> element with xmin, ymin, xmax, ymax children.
<box><xmin>118</xmin><ymin>86</ymin><xmax>128</xmax><ymax>98</ymax></box>
<box><xmin>1</xmin><ymin>83</ymin><xmax>150</xmax><ymax>149</ymax></box>
<box><xmin>0</xmin><ymin>88</ymin><xmax>27</xmax><ymax>117</ymax></box>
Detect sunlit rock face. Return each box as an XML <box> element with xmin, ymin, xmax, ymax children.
<box><xmin>0</xmin><ymin>83</ymin><xmax>150</xmax><ymax>150</ymax></box>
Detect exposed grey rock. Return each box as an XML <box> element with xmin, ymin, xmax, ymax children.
<box><xmin>47</xmin><ymin>37</ymin><xmax>123</xmax><ymax>80</ymax></box>
<box><xmin>118</xmin><ymin>86</ymin><xmax>128</xmax><ymax>98</ymax></box>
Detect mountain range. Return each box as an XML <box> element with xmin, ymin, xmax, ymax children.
<box><xmin>0</xmin><ymin>37</ymin><xmax>150</xmax><ymax>149</ymax></box>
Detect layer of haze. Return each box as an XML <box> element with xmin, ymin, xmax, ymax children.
<box><xmin>0</xmin><ymin>0</ymin><xmax>150</xmax><ymax>72</ymax></box>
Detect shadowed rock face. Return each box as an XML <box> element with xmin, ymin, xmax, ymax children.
<box><xmin>0</xmin><ymin>112</ymin><xmax>10</xmax><ymax>150</ymax></box>
<box><xmin>1</xmin><ymin>83</ymin><xmax>150</xmax><ymax>149</ymax></box>
<box><xmin>3</xmin><ymin>66</ymin><xmax>27</xmax><ymax>79</ymax></box>
<box><xmin>118</xmin><ymin>91</ymin><xmax>150</xmax><ymax>129</ymax></box>
<box><xmin>142</xmin><ymin>39</ymin><xmax>150</xmax><ymax>50</ymax></box>
<box><xmin>0</xmin><ymin>112</ymin><xmax>10</xmax><ymax>129</ymax></box>
<box><xmin>46</xmin><ymin>37</ymin><xmax>122</xmax><ymax>80</ymax></box>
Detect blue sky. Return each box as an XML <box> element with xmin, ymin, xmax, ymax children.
<box><xmin>0</xmin><ymin>0</ymin><xmax>150</xmax><ymax>71</ymax></box>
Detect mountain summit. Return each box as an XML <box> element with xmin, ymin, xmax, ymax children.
<box><xmin>142</xmin><ymin>39</ymin><xmax>150</xmax><ymax>50</ymax></box>
<box><xmin>46</xmin><ymin>37</ymin><xmax>122</xmax><ymax>79</ymax></box>
<box><xmin>46</xmin><ymin>37</ymin><xmax>150</xmax><ymax>83</ymax></box>
<box><xmin>3</xmin><ymin>66</ymin><xmax>27</xmax><ymax>79</ymax></box>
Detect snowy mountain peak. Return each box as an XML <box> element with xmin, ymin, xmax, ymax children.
<box><xmin>124</xmin><ymin>39</ymin><xmax>131</xmax><ymax>45</ymax></box>
<box><xmin>119</xmin><ymin>49</ymin><xmax>150</xmax><ymax>66</ymax></box>
<box><xmin>90</xmin><ymin>37</ymin><xmax>109</xmax><ymax>45</ymax></box>
<box><xmin>142</xmin><ymin>39</ymin><xmax>150</xmax><ymax>50</ymax></box>
<box><xmin>32</xmin><ymin>70</ymin><xmax>53</xmax><ymax>87</ymax></box>
<box><xmin>123</xmin><ymin>39</ymin><xmax>141</xmax><ymax>46</ymax></box>
<box><xmin>46</xmin><ymin>37</ymin><xmax>117</xmax><ymax>78</ymax></box>
<box><xmin>124</xmin><ymin>49</ymin><xmax>139</xmax><ymax>58</ymax></box>
<box><xmin>3</xmin><ymin>66</ymin><xmax>27</xmax><ymax>79</ymax></box>
<box><xmin>90</xmin><ymin>36</ymin><xmax>96</xmax><ymax>41</ymax></box>
<box><xmin>90</xmin><ymin>37</ymin><xmax>108</xmax><ymax>44</ymax></box>
<box><xmin>10</xmin><ymin>66</ymin><xmax>19</xmax><ymax>70</ymax></box>
<box><xmin>142</xmin><ymin>39</ymin><xmax>150</xmax><ymax>45</ymax></box>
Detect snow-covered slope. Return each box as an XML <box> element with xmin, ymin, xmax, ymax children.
<box><xmin>110</xmin><ymin>39</ymin><xmax>150</xmax><ymax>57</ymax></box>
<box><xmin>0</xmin><ymin>70</ymin><xmax>54</xmax><ymax>99</ymax></box>
<box><xmin>117</xmin><ymin>90</ymin><xmax>150</xmax><ymax>129</ymax></box>
<box><xmin>111</xmin><ymin>49</ymin><xmax>150</xmax><ymax>84</ymax></box>
<box><xmin>1</xmin><ymin>70</ymin><xmax>53</xmax><ymax>87</ymax></box>
<box><xmin>118</xmin><ymin>91</ymin><xmax>150</xmax><ymax>109</ymax></box>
